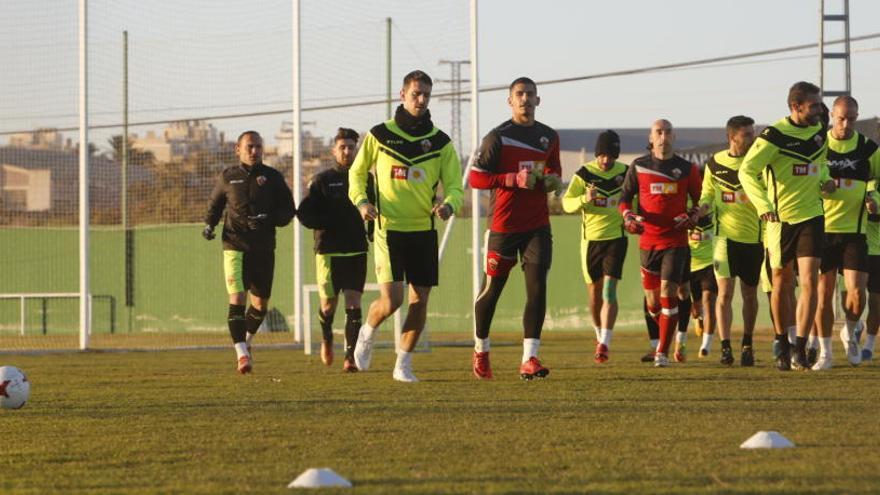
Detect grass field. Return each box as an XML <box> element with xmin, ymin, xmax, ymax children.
<box><xmin>2</xmin><ymin>332</ymin><xmax>879</xmax><ymax>494</ymax></box>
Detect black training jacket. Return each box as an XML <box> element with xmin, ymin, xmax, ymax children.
<box><xmin>298</xmin><ymin>165</ymin><xmax>374</xmax><ymax>254</ymax></box>
<box><xmin>204</xmin><ymin>162</ymin><xmax>296</xmax><ymax>252</ymax></box>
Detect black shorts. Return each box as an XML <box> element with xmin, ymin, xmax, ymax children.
<box><xmin>820</xmin><ymin>233</ymin><xmax>868</xmax><ymax>273</ymax></box>
<box><xmin>689</xmin><ymin>265</ymin><xmax>718</xmax><ymax>301</ymax></box>
<box><xmin>582</xmin><ymin>237</ymin><xmax>628</xmax><ymax>284</ymax></box>
<box><xmin>714</xmin><ymin>238</ymin><xmax>763</xmax><ymax>287</ymax></box>
<box><xmin>376</xmin><ymin>229</ymin><xmax>438</xmax><ymax>286</ymax></box>
<box><xmin>316</xmin><ymin>253</ymin><xmax>367</xmax><ymax>298</ymax></box>
<box><xmin>640</xmin><ymin>246</ymin><xmax>689</xmax><ymax>284</ymax></box>
<box><xmin>869</xmin><ymin>255</ymin><xmax>880</xmax><ymax>294</ymax></box>
<box><xmin>486</xmin><ymin>226</ymin><xmax>552</xmax><ymax>277</ymax></box>
<box><xmin>224</xmin><ymin>250</ymin><xmax>275</xmax><ymax>298</ymax></box>
<box><xmin>769</xmin><ymin>216</ymin><xmax>824</xmax><ymax>268</ymax></box>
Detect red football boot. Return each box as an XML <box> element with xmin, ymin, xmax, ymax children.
<box><xmin>237</xmin><ymin>355</ymin><xmax>252</xmax><ymax>374</ymax></box>
<box><xmin>594</xmin><ymin>343</ymin><xmax>609</xmax><ymax>364</ymax></box>
<box><xmin>519</xmin><ymin>356</ymin><xmax>549</xmax><ymax>380</ymax></box>
<box><xmin>473</xmin><ymin>351</ymin><xmax>493</xmax><ymax>380</ymax></box>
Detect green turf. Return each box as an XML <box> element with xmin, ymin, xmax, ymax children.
<box><xmin>0</xmin><ymin>217</ymin><xmax>770</xmax><ymax>343</ymax></box>
<box><xmin>2</xmin><ymin>333</ymin><xmax>879</xmax><ymax>494</ymax></box>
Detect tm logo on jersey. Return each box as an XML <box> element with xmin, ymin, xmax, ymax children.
<box><xmin>649</xmin><ymin>182</ymin><xmax>678</xmax><ymax>195</ymax></box>
<box><xmin>391</xmin><ymin>165</ymin><xmax>426</xmax><ymax>183</ymax></box>
<box><xmin>518</xmin><ymin>160</ymin><xmax>545</xmax><ymax>172</ymax></box>
<box><xmin>792</xmin><ymin>163</ymin><xmax>818</xmax><ymax>176</ymax></box>
<box><xmin>722</xmin><ymin>191</ymin><xmax>750</xmax><ymax>204</ymax></box>
<box><xmin>593</xmin><ymin>197</ymin><xmax>618</xmax><ymax>208</ymax></box>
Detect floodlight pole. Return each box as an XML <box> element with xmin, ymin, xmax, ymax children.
<box><xmin>292</xmin><ymin>0</ymin><xmax>304</xmax><ymax>345</ymax></box>
<box><xmin>469</xmin><ymin>0</ymin><xmax>481</xmax><ymax>326</ymax></box>
<box><xmin>78</xmin><ymin>0</ymin><xmax>91</xmax><ymax>349</ymax></box>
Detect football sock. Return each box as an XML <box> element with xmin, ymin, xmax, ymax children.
<box><xmin>245</xmin><ymin>305</ymin><xmax>267</xmax><ymax>338</ymax></box>
<box><xmin>807</xmin><ymin>334</ymin><xmax>819</xmax><ymax>350</ymax></box>
<box><xmin>522</xmin><ymin>338</ymin><xmax>540</xmax><ymax>363</ymax></box>
<box><xmin>701</xmin><ymin>332</ymin><xmax>714</xmax><ymax>351</ymax></box>
<box><xmin>474</xmin><ymin>274</ymin><xmax>508</xmax><ymax>340</ymax></box>
<box><xmin>599</xmin><ymin>328</ymin><xmax>612</xmax><ymax>346</ymax></box>
<box><xmin>523</xmin><ymin>264</ymin><xmax>548</xmax><ymax>340</ymax></box>
<box><xmin>593</xmin><ymin>326</ymin><xmax>601</xmax><ymax>341</ymax></box>
<box><xmin>227</xmin><ymin>304</ymin><xmax>246</xmax><ymax>344</ymax></box>
<box><xmin>845</xmin><ymin>320</ymin><xmax>860</xmax><ymax>338</ymax></box>
<box><xmin>819</xmin><ymin>337</ymin><xmax>832</xmax><ymax>356</ymax></box>
<box><xmin>675</xmin><ymin>329</ymin><xmax>687</xmax><ymax>345</ymax></box>
<box><xmin>677</xmin><ymin>297</ymin><xmax>691</xmax><ymax>334</ymax></box>
<box><xmin>318</xmin><ymin>309</ymin><xmax>334</xmax><ymax>343</ymax></box>
<box><xmin>795</xmin><ymin>336</ymin><xmax>807</xmax><ymax>356</ymax></box>
<box><xmin>786</xmin><ymin>325</ymin><xmax>797</xmax><ymax>346</ymax></box>
<box><xmin>475</xmin><ymin>337</ymin><xmax>490</xmax><ymax>353</ymax></box>
<box><xmin>650</xmin><ymin>338</ymin><xmax>659</xmax><ymax>349</ymax></box>
<box><xmin>344</xmin><ymin>308</ymin><xmax>362</xmax><ymax>358</ymax></box>
<box><xmin>360</xmin><ymin>322</ymin><xmax>376</xmax><ymax>341</ymax></box>
<box><xmin>721</xmin><ymin>339</ymin><xmax>731</xmax><ymax>350</ymax></box>
<box><xmin>865</xmin><ymin>334</ymin><xmax>876</xmax><ymax>352</ymax></box>
<box><xmin>657</xmin><ymin>297</ymin><xmax>678</xmax><ymax>354</ymax></box>
<box><xmin>775</xmin><ymin>333</ymin><xmax>790</xmax><ymax>354</ymax></box>
<box><xmin>395</xmin><ymin>349</ymin><xmax>412</xmax><ymax>369</ymax></box>
<box><xmin>741</xmin><ymin>334</ymin><xmax>753</xmax><ymax>348</ymax></box>
<box><xmin>234</xmin><ymin>342</ymin><xmax>249</xmax><ymax>359</ymax></box>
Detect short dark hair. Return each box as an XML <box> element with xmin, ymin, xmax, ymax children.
<box><xmin>236</xmin><ymin>130</ymin><xmax>261</xmax><ymax>145</ymax></box>
<box><xmin>726</xmin><ymin>115</ymin><xmax>755</xmax><ymax>136</ymax></box>
<box><xmin>509</xmin><ymin>76</ymin><xmax>537</xmax><ymax>92</ymax></box>
<box><xmin>334</xmin><ymin>127</ymin><xmax>359</xmax><ymax>143</ymax></box>
<box><xmin>832</xmin><ymin>95</ymin><xmax>859</xmax><ymax>110</ymax></box>
<box><xmin>787</xmin><ymin>81</ymin><xmax>821</xmax><ymax>109</ymax></box>
<box><xmin>402</xmin><ymin>70</ymin><xmax>433</xmax><ymax>89</ymax></box>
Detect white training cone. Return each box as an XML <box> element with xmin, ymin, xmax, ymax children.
<box><xmin>740</xmin><ymin>431</ymin><xmax>795</xmax><ymax>449</ymax></box>
<box><xmin>288</xmin><ymin>468</ymin><xmax>352</xmax><ymax>488</ymax></box>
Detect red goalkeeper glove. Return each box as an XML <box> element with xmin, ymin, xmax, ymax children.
<box><xmin>623</xmin><ymin>211</ymin><xmax>644</xmax><ymax>235</ymax></box>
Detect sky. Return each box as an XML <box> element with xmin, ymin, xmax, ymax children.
<box><xmin>2</xmin><ymin>0</ymin><xmax>879</xmax><ymax>157</ymax></box>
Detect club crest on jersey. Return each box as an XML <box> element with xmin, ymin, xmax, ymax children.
<box><xmin>539</xmin><ymin>136</ymin><xmax>550</xmax><ymax>150</ymax></box>
<box><xmin>650</xmin><ymin>182</ymin><xmax>678</xmax><ymax>195</ymax></box>
<box><xmin>256</xmin><ymin>175</ymin><xmax>267</xmax><ymax>186</ymax></box>
<box><xmin>420</xmin><ymin>139</ymin><xmax>432</xmax><ymax>153</ymax></box>
<box><xmin>671</xmin><ymin>168</ymin><xmax>682</xmax><ymax>179</ymax></box>
<box><xmin>814</xmin><ymin>134</ymin><xmax>825</xmax><ymax>146</ymax></box>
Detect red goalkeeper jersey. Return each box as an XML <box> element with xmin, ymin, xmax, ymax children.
<box><xmin>618</xmin><ymin>153</ymin><xmax>702</xmax><ymax>250</ymax></box>
<box><xmin>469</xmin><ymin>120</ymin><xmax>561</xmax><ymax>233</ymax></box>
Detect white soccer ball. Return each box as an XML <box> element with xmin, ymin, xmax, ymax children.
<box><xmin>0</xmin><ymin>366</ymin><xmax>30</xmax><ymax>410</ymax></box>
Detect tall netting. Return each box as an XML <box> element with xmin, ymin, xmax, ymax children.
<box><xmin>0</xmin><ymin>0</ymin><xmax>475</xmax><ymax>351</ymax></box>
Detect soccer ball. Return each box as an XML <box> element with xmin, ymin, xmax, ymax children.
<box><xmin>0</xmin><ymin>366</ymin><xmax>30</xmax><ymax>410</ymax></box>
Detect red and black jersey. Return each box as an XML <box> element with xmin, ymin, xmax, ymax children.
<box><xmin>619</xmin><ymin>153</ymin><xmax>701</xmax><ymax>250</ymax></box>
<box><xmin>469</xmin><ymin>119</ymin><xmax>562</xmax><ymax>233</ymax></box>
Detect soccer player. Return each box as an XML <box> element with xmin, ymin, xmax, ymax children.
<box><xmin>812</xmin><ymin>96</ymin><xmax>880</xmax><ymax>369</ymax></box>
<box><xmin>685</xmin><ymin>214</ymin><xmax>717</xmax><ymax>361</ymax></box>
<box><xmin>469</xmin><ymin>76</ymin><xmax>563</xmax><ymax>380</ymax></box>
<box><xmin>203</xmin><ymin>131</ymin><xmax>296</xmax><ymax>374</ymax></box>
<box><xmin>562</xmin><ymin>130</ymin><xmax>628</xmax><ymax>364</ymax></box>
<box><xmin>738</xmin><ymin>81</ymin><xmax>836</xmax><ymax>371</ymax></box>
<box><xmin>348</xmin><ymin>70</ymin><xmax>463</xmax><ymax>382</ymax></box>
<box><xmin>619</xmin><ymin>119</ymin><xmax>702</xmax><ymax>367</ymax></box>
<box><xmin>298</xmin><ymin>128</ymin><xmax>373</xmax><ymax>372</ymax></box>
<box><xmin>697</xmin><ymin>116</ymin><xmax>762</xmax><ymax>366</ymax></box>
<box><xmin>863</xmin><ymin>180</ymin><xmax>880</xmax><ymax>362</ymax></box>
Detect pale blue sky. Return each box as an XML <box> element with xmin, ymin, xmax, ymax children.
<box><xmin>2</xmin><ymin>0</ymin><xmax>879</xmax><ymax>156</ymax></box>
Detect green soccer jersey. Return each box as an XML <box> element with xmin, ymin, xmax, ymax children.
<box><xmin>738</xmin><ymin>117</ymin><xmax>831</xmax><ymax>224</ymax></box>
<box><xmin>561</xmin><ymin>160</ymin><xmax>628</xmax><ymax>241</ymax></box>
<box><xmin>822</xmin><ymin>131</ymin><xmax>880</xmax><ymax>234</ymax></box>
<box><xmin>867</xmin><ymin>180</ymin><xmax>880</xmax><ymax>256</ymax></box>
<box><xmin>699</xmin><ymin>150</ymin><xmax>761</xmax><ymax>243</ymax></box>
<box><xmin>349</xmin><ymin>118</ymin><xmax>463</xmax><ymax>232</ymax></box>
<box><xmin>689</xmin><ymin>214</ymin><xmax>715</xmax><ymax>271</ymax></box>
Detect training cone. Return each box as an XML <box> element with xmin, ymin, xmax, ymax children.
<box><xmin>740</xmin><ymin>431</ymin><xmax>795</xmax><ymax>449</ymax></box>
<box><xmin>288</xmin><ymin>468</ymin><xmax>352</xmax><ymax>488</ymax></box>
